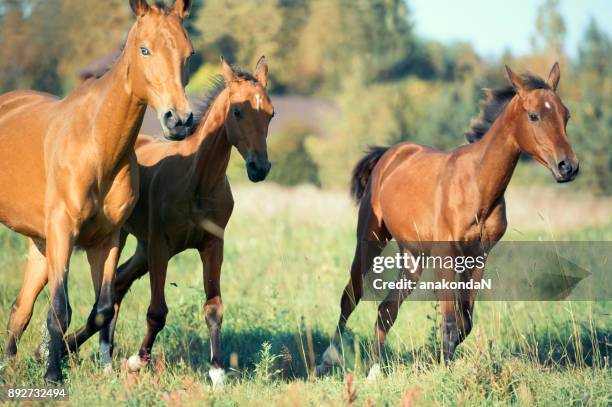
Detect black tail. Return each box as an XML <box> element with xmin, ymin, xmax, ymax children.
<box><xmin>350</xmin><ymin>145</ymin><xmax>389</xmax><ymax>203</ymax></box>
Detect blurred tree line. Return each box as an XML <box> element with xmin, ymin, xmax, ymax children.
<box><xmin>0</xmin><ymin>0</ymin><xmax>610</xmax><ymax>194</ymax></box>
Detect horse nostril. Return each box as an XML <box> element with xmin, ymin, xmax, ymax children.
<box><xmin>247</xmin><ymin>161</ymin><xmax>257</xmax><ymax>171</ymax></box>
<box><xmin>558</xmin><ymin>160</ymin><xmax>572</xmax><ymax>177</ymax></box>
<box><xmin>185</xmin><ymin>112</ymin><xmax>194</xmax><ymax>128</ymax></box>
<box><xmin>163</xmin><ymin>111</ymin><xmax>178</xmax><ymax>129</ymax></box>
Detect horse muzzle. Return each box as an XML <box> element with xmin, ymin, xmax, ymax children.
<box><xmin>552</xmin><ymin>158</ymin><xmax>579</xmax><ymax>183</ymax></box>
<box><xmin>246</xmin><ymin>159</ymin><xmax>271</xmax><ymax>182</ymax></box>
<box><xmin>160</xmin><ymin>109</ymin><xmax>194</xmax><ymax>141</ymax></box>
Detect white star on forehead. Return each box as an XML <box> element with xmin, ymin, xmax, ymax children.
<box><xmin>544</xmin><ymin>101</ymin><xmax>551</xmax><ymax>109</ymax></box>
<box><xmin>255</xmin><ymin>94</ymin><xmax>262</xmax><ymax>111</ymax></box>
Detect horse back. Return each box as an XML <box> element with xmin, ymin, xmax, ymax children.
<box><xmin>0</xmin><ymin>91</ymin><xmax>61</xmax><ymax>238</ymax></box>
<box><xmin>370</xmin><ymin>142</ymin><xmax>450</xmax><ymax>241</ymax></box>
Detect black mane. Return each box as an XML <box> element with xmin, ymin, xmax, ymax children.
<box><xmin>465</xmin><ymin>73</ymin><xmax>550</xmax><ymax>143</ymax></box>
<box><xmin>187</xmin><ymin>68</ymin><xmax>258</xmax><ymax>136</ymax></box>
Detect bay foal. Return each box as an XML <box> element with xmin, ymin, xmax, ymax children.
<box><xmin>317</xmin><ymin>64</ymin><xmax>579</xmax><ymax>376</ymax></box>
<box><xmin>94</xmin><ymin>57</ymin><xmax>272</xmax><ymax>387</ymax></box>
<box><xmin>1</xmin><ymin>0</ymin><xmax>193</xmax><ymax>382</ymax></box>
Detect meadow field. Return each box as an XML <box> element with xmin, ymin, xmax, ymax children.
<box><xmin>0</xmin><ymin>181</ymin><xmax>610</xmax><ymax>406</ymax></box>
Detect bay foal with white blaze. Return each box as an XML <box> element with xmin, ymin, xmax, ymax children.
<box><xmin>1</xmin><ymin>0</ymin><xmax>193</xmax><ymax>382</ymax></box>
<box><xmin>317</xmin><ymin>64</ymin><xmax>579</xmax><ymax>377</ymax></box>
<box><xmin>94</xmin><ymin>57</ymin><xmax>272</xmax><ymax>387</ymax></box>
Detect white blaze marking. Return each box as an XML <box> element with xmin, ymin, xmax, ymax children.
<box><xmin>545</xmin><ymin>101</ymin><xmax>551</xmax><ymax>109</ymax></box>
<box><xmin>255</xmin><ymin>94</ymin><xmax>262</xmax><ymax>111</ymax></box>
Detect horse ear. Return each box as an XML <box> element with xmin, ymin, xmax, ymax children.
<box><xmin>220</xmin><ymin>57</ymin><xmax>237</xmax><ymax>83</ymax></box>
<box><xmin>172</xmin><ymin>0</ymin><xmax>192</xmax><ymax>18</ymax></box>
<box><xmin>130</xmin><ymin>0</ymin><xmax>150</xmax><ymax>17</ymax></box>
<box><xmin>505</xmin><ymin>65</ymin><xmax>525</xmax><ymax>95</ymax></box>
<box><xmin>547</xmin><ymin>62</ymin><xmax>560</xmax><ymax>91</ymax></box>
<box><xmin>254</xmin><ymin>56</ymin><xmax>268</xmax><ymax>88</ymax></box>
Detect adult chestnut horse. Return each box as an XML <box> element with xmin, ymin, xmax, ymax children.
<box><xmin>1</xmin><ymin>0</ymin><xmax>193</xmax><ymax>382</ymax></box>
<box><xmin>317</xmin><ymin>63</ymin><xmax>579</xmax><ymax>377</ymax></box>
<box><xmin>29</xmin><ymin>57</ymin><xmax>270</xmax><ymax>387</ymax></box>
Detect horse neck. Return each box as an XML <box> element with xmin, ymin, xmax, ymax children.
<box><xmin>185</xmin><ymin>91</ymin><xmax>232</xmax><ymax>194</ymax></box>
<box><xmin>470</xmin><ymin>97</ymin><xmax>523</xmax><ymax>214</ymax></box>
<box><xmin>88</xmin><ymin>42</ymin><xmax>146</xmax><ymax>172</ymax></box>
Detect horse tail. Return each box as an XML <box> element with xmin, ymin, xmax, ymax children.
<box><xmin>350</xmin><ymin>145</ymin><xmax>389</xmax><ymax>203</ymax></box>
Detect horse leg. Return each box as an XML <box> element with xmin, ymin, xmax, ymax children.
<box><xmin>6</xmin><ymin>239</ymin><xmax>47</xmax><ymax>357</ymax></box>
<box><xmin>126</xmin><ymin>239</ymin><xmax>169</xmax><ymax>372</ymax></box>
<box><xmin>200</xmin><ymin>237</ymin><xmax>225</xmax><ymax>389</ymax></box>
<box><xmin>438</xmin><ymin>252</ymin><xmax>486</xmax><ymax>364</ymax></box>
<box><xmin>317</xmin><ymin>203</ymin><xmax>387</xmax><ymax>376</ymax></box>
<box><xmin>99</xmin><ymin>238</ymin><xmax>148</xmax><ymax>369</ymax></box>
<box><xmin>455</xmin><ymin>266</ymin><xmax>484</xmax><ymax>347</ymax></box>
<box><xmin>44</xmin><ymin>209</ymin><xmax>77</xmax><ymax>383</ymax></box>
<box><xmin>369</xmin><ymin>262</ymin><xmax>423</xmax><ymax>379</ymax></box>
<box><xmin>63</xmin><ymin>232</ymin><xmax>120</xmax><ymax>357</ymax></box>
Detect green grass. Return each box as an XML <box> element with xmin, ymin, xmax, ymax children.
<box><xmin>0</xmin><ymin>185</ymin><xmax>610</xmax><ymax>406</ymax></box>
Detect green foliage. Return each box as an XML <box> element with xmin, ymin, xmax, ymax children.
<box><xmin>0</xmin><ymin>0</ymin><xmax>610</xmax><ymax>194</ymax></box>
<box><xmin>569</xmin><ymin>19</ymin><xmax>612</xmax><ymax>195</ymax></box>
<box><xmin>307</xmin><ymin>75</ymin><xmax>479</xmax><ymax>188</ymax></box>
<box><xmin>194</xmin><ymin>0</ymin><xmax>284</xmax><ymax>85</ymax></box>
<box><xmin>533</xmin><ymin>0</ymin><xmax>567</xmax><ymax>55</ymax></box>
<box><xmin>0</xmin><ymin>0</ymin><xmax>131</xmax><ymax>93</ymax></box>
<box><xmin>267</xmin><ymin>122</ymin><xmax>320</xmax><ymax>187</ymax></box>
<box><xmin>253</xmin><ymin>342</ymin><xmax>282</xmax><ymax>383</ymax></box>
<box><xmin>193</xmin><ymin>0</ymin><xmax>416</xmax><ymax>94</ymax></box>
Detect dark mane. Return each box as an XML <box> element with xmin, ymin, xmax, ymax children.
<box><xmin>187</xmin><ymin>67</ymin><xmax>259</xmax><ymax>136</ymax></box>
<box><xmin>153</xmin><ymin>1</ymin><xmax>171</xmax><ymax>15</ymax></box>
<box><xmin>465</xmin><ymin>73</ymin><xmax>550</xmax><ymax>143</ymax></box>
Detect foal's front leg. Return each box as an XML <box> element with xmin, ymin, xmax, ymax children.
<box><xmin>126</xmin><ymin>239</ymin><xmax>170</xmax><ymax>372</ymax></box>
<box><xmin>200</xmin><ymin>237</ymin><xmax>225</xmax><ymax>389</ymax></box>
<box><xmin>439</xmin><ymin>253</ymin><xmax>485</xmax><ymax>364</ymax></box>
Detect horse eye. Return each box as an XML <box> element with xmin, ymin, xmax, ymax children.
<box><xmin>233</xmin><ymin>108</ymin><xmax>241</xmax><ymax>118</ymax></box>
<box><xmin>528</xmin><ymin>112</ymin><xmax>539</xmax><ymax>122</ymax></box>
<box><xmin>140</xmin><ymin>47</ymin><xmax>150</xmax><ymax>56</ymax></box>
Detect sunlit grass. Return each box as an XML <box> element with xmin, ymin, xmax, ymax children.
<box><xmin>0</xmin><ymin>184</ymin><xmax>610</xmax><ymax>405</ymax></box>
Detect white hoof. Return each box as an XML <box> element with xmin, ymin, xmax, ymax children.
<box><xmin>366</xmin><ymin>363</ymin><xmax>381</xmax><ymax>382</ymax></box>
<box><xmin>126</xmin><ymin>355</ymin><xmax>146</xmax><ymax>373</ymax></box>
<box><xmin>209</xmin><ymin>367</ymin><xmax>225</xmax><ymax>390</ymax></box>
<box><xmin>102</xmin><ymin>363</ymin><xmax>113</xmax><ymax>376</ymax></box>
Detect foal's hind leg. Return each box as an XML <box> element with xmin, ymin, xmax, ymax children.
<box><xmin>98</xmin><ymin>237</ymin><xmax>148</xmax><ymax>369</ymax></box>
<box><xmin>317</xmin><ymin>202</ymin><xmax>388</xmax><ymax>375</ymax></box>
<box><xmin>369</xmin><ymin>262</ymin><xmax>423</xmax><ymax>379</ymax></box>
<box><xmin>6</xmin><ymin>239</ymin><xmax>47</xmax><ymax>357</ymax></box>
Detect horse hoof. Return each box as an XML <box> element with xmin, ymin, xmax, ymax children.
<box><xmin>366</xmin><ymin>363</ymin><xmax>381</xmax><ymax>382</ymax></box>
<box><xmin>44</xmin><ymin>370</ymin><xmax>63</xmax><ymax>385</ymax></box>
<box><xmin>209</xmin><ymin>367</ymin><xmax>225</xmax><ymax>391</ymax></box>
<box><xmin>315</xmin><ymin>363</ymin><xmax>331</xmax><ymax>377</ymax></box>
<box><xmin>126</xmin><ymin>355</ymin><xmax>146</xmax><ymax>373</ymax></box>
